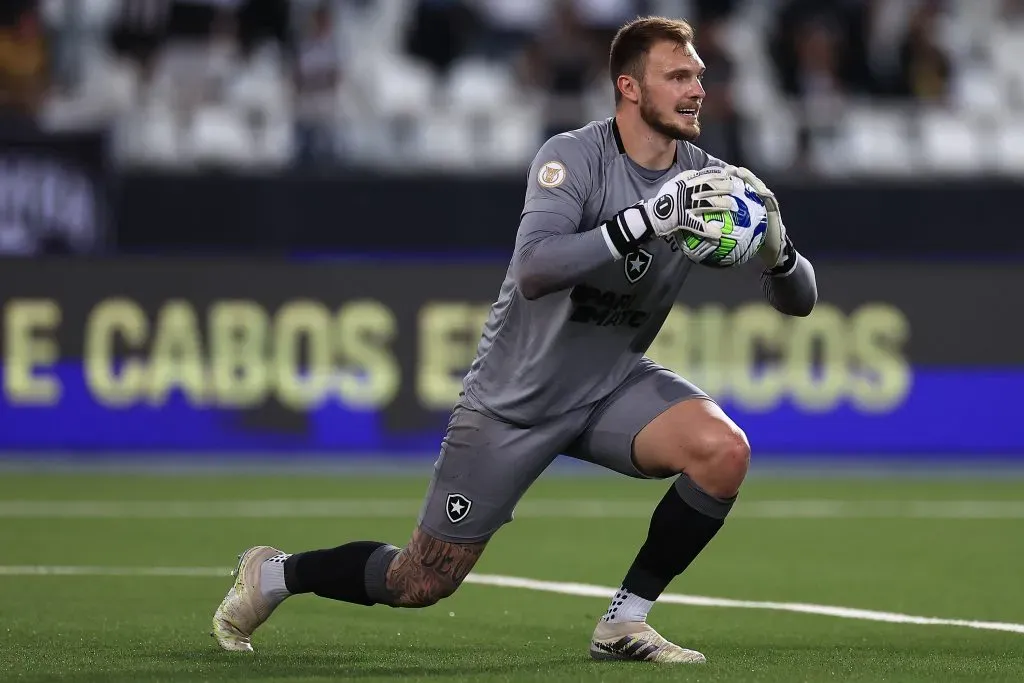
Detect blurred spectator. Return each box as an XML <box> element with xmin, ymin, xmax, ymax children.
<box><xmin>0</xmin><ymin>0</ymin><xmax>48</xmax><ymax>120</ymax></box>
<box><xmin>167</xmin><ymin>0</ymin><xmax>238</xmax><ymax>40</ymax></box>
<box><xmin>18</xmin><ymin>0</ymin><xmax>1024</xmax><ymax>176</ymax></box>
<box><xmin>404</xmin><ymin>0</ymin><xmax>478</xmax><ymax>76</ymax></box>
<box><xmin>573</xmin><ymin>0</ymin><xmax>645</xmax><ymax>49</ymax></box>
<box><xmin>108</xmin><ymin>0</ymin><xmax>172</xmax><ymax>80</ymax></box>
<box><xmin>517</xmin><ymin>0</ymin><xmax>604</xmax><ymax>140</ymax></box>
<box><xmin>293</xmin><ymin>2</ymin><xmax>341</xmax><ymax>165</ymax></box>
<box><xmin>236</xmin><ymin>0</ymin><xmax>289</xmax><ymax>56</ymax></box>
<box><xmin>691</xmin><ymin>14</ymin><xmax>743</xmax><ymax>166</ymax></box>
<box><xmin>1000</xmin><ymin>0</ymin><xmax>1024</xmax><ymax>19</ymax></box>
<box><xmin>165</xmin><ymin>0</ymin><xmax>287</xmax><ymax>53</ymax></box>
<box><xmin>771</xmin><ymin>8</ymin><xmax>847</xmax><ymax>169</ymax></box>
<box><xmin>470</xmin><ymin>0</ymin><xmax>549</xmax><ymax>61</ymax></box>
<box><xmin>895</xmin><ymin>0</ymin><xmax>952</xmax><ymax>103</ymax></box>
<box><xmin>993</xmin><ymin>0</ymin><xmax>1024</xmax><ymax>109</ymax></box>
<box><xmin>690</xmin><ymin>0</ymin><xmax>737</xmax><ymax>23</ymax></box>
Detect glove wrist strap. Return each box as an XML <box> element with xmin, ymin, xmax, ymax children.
<box><xmin>601</xmin><ymin>205</ymin><xmax>654</xmax><ymax>260</ymax></box>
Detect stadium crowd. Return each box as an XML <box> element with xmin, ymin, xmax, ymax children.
<box><xmin>2</xmin><ymin>0</ymin><xmax>1023</xmax><ymax>176</ymax></box>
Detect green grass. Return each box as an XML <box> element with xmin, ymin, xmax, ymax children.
<box><xmin>1</xmin><ymin>471</ymin><xmax>1023</xmax><ymax>682</ymax></box>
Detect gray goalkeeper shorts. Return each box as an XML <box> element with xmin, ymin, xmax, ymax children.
<box><xmin>416</xmin><ymin>358</ymin><xmax>710</xmax><ymax>543</ymax></box>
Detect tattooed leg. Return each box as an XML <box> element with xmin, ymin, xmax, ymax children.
<box><xmin>382</xmin><ymin>527</ymin><xmax>488</xmax><ymax>607</ymax></box>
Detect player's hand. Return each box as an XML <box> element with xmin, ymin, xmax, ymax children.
<box><xmin>598</xmin><ymin>167</ymin><xmax>733</xmax><ymax>260</ymax></box>
<box><xmin>645</xmin><ymin>167</ymin><xmax>735</xmax><ymax>241</ymax></box>
<box><xmin>724</xmin><ymin>165</ymin><xmax>794</xmax><ymax>271</ymax></box>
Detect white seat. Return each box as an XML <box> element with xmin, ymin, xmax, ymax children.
<box><xmin>80</xmin><ymin>52</ymin><xmax>140</xmax><ymax>116</ymax></box>
<box><xmin>367</xmin><ymin>55</ymin><xmax>437</xmax><ymax>119</ymax></box>
<box><xmin>41</xmin><ymin>0</ymin><xmax>118</xmax><ymax>27</ymax></box>
<box><xmin>252</xmin><ymin>117</ymin><xmax>296</xmax><ymax>169</ymax></box>
<box><xmin>184</xmin><ymin>105</ymin><xmax>255</xmax><ymax>169</ymax></box>
<box><xmin>838</xmin><ymin>105</ymin><xmax>915</xmax><ymax>176</ymax></box>
<box><xmin>121</xmin><ymin>105</ymin><xmax>183</xmax><ymax>169</ymax></box>
<box><xmin>731</xmin><ymin>64</ymin><xmax>785</xmax><ymax>120</ymax></box>
<box><xmin>477</xmin><ymin>106</ymin><xmax>541</xmax><ymax>170</ymax></box>
<box><xmin>917</xmin><ymin>109</ymin><xmax>984</xmax><ymax>174</ymax></box>
<box><xmin>743</xmin><ymin>103</ymin><xmax>798</xmax><ymax>171</ymax></box>
<box><xmin>992</xmin><ymin>119</ymin><xmax>1024</xmax><ymax>175</ymax></box>
<box><xmin>149</xmin><ymin>43</ymin><xmax>215</xmax><ymax>109</ymax></box>
<box><xmin>989</xmin><ymin>28</ymin><xmax>1024</xmax><ymax>85</ymax></box>
<box><xmin>226</xmin><ymin>61</ymin><xmax>292</xmax><ymax>120</ymax></box>
<box><xmin>446</xmin><ymin>59</ymin><xmax>516</xmax><ymax>117</ymax></box>
<box><xmin>409</xmin><ymin>113</ymin><xmax>474</xmax><ymax>170</ymax></box>
<box><xmin>950</xmin><ymin>62</ymin><xmax>1006</xmax><ymax>118</ymax></box>
<box><xmin>83</xmin><ymin>0</ymin><xmax>118</xmax><ymax>27</ymax></box>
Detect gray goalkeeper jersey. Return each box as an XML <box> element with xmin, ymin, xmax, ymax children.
<box><xmin>460</xmin><ymin>117</ymin><xmax>723</xmax><ymax>424</ymax></box>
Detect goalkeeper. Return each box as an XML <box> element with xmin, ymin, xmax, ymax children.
<box><xmin>213</xmin><ymin>15</ymin><xmax>817</xmax><ymax>665</ymax></box>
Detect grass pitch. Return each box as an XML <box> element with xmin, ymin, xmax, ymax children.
<box><xmin>1</xmin><ymin>469</ymin><xmax>1023</xmax><ymax>682</ymax></box>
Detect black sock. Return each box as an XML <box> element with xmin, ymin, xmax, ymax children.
<box><xmin>621</xmin><ymin>474</ymin><xmax>735</xmax><ymax>601</ymax></box>
<box><xmin>283</xmin><ymin>541</ymin><xmax>400</xmax><ymax>606</ymax></box>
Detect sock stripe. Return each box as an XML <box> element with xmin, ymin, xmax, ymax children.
<box><xmin>673</xmin><ymin>473</ymin><xmax>736</xmax><ymax>519</ymax></box>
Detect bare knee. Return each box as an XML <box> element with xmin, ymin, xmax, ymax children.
<box><xmin>634</xmin><ymin>400</ymin><xmax>751</xmax><ymax>496</ymax></box>
<box><xmin>689</xmin><ymin>426</ymin><xmax>750</xmax><ymax>498</ymax></box>
<box><xmin>384</xmin><ymin>528</ymin><xmax>486</xmax><ymax>608</ymax></box>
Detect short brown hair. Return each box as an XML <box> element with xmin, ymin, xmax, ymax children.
<box><xmin>609</xmin><ymin>16</ymin><xmax>695</xmax><ymax>104</ymax></box>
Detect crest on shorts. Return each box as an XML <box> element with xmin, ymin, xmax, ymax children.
<box><xmin>446</xmin><ymin>493</ymin><xmax>472</xmax><ymax>524</ymax></box>
<box><xmin>624</xmin><ymin>248</ymin><xmax>653</xmax><ymax>284</ymax></box>
<box><xmin>538</xmin><ymin>161</ymin><xmax>566</xmax><ymax>188</ymax></box>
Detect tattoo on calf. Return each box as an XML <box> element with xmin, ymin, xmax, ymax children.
<box><xmin>385</xmin><ymin>528</ymin><xmax>486</xmax><ymax>607</ymax></box>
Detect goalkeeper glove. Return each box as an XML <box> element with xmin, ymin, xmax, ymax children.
<box><xmin>600</xmin><ymin>167</ymin><xmax>733</xmax><ymax>259</ymax></box>
<box><xmin>724</xmin><ymin>165</ymin><xmax>797</xmax><ymax>274</ymax></box>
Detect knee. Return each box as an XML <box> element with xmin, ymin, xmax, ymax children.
<box><xmin>690</xmin><ymin>426</ymin><xmax>750</xmax><ymax>498</ymax></box>
<box><xmin>383</xmin><ymin>530</ymin><xmax>483</xmax><ymax>608</ymax></box>
<box><xmin>388</xmin><ymin>567</ymin><xmax>464</xmax><ymax>608</ymax></box>
<box><xmin>389</xmin><ymin>575</ymin><xmax>463</xmax><ymax>608</ymax></box>
<box><xmin>402</xmin><ymin>584</ymin><xmax>459</xmax><ymax>608</ymax></box>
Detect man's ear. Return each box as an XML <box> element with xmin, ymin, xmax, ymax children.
<box><xmin>617</xmin><ymin>75</ymin><xmax>641</xmax><ymax>105</ymax></box>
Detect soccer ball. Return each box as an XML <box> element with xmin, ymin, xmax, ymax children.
<box><xmin>674</xmin><ymin>177</ymin><xmax>769</xmax><ymax>268</ymax></box>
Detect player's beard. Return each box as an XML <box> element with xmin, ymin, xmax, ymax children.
<box><xmin>639</xmin><ymin>86</ymin><xmax>700</xmax><ymax>142</ymax></box>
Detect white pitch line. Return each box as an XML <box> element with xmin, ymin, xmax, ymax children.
<box><xmin>1</xmin><ymin>565</ymin><xmax>1022</xmax><ymax>636</ymax></box>
<box><xmin>466</xmin><ymin>574</ymin><xmax>1024</xmax><ymax>636</ymax></box>
<box><xmin>0</xmin><ymin>565</ymin><xmax>228</xmax><ymax>577</ymax></box>
<box><xmin>1</xmin><ymin>499</ymin><xmax>1024</xmax><ymax>519</ymax></box>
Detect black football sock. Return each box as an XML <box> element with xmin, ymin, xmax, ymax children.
<box><xmin>283</xmin><ymin>541</ymin><xmax>400</xmax><ymax>606</ymax></box>
<box><xmin>621</xmin><ymin>474</ymin><xmax>736</xmax><ymax>601</ymax></box>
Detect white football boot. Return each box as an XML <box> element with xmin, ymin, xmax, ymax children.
<box><xmin>590</xmin><ymin>620</ymin><xmax>707</xmax><ymax>663</ymax></box>
<box><xmin>211</xmin><ymin>545</ymin><xmax>284</xmax><ymax>652</ymax></box>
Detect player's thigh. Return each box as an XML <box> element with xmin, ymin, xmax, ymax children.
<box><xmin>417</xmin><ymin>402</ymin><xmax>576</xmax><ymax>543</ymax></box>
<box><xmin>567</xmin><ymin>359</ymin><xmax>720</xmax><ymax>480</ymax></box>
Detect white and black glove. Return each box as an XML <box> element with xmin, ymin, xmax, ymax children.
<box><xmin>600</xmin><ymin>167</ymin><xmax>734</xmax><ymax>259</ymax></box>
<box><xmin>724</xmin><ymin>165</ymin><xmax>797</xmax><ymax>274</ymax></box>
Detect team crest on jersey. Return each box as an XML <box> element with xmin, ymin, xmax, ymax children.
<box><xmin>624</xmin><ymin>248</ymin><xmax>653</xmax><ymax>284</ymax></box>
<box><xmin>446</xmin><ymin>493</ymin><xmax>472</xmax><ymax>524</ymax></box>
<box><xmin>538</xmin><ymin>161</ymin><xmax>566</xmax><ymax>188</ymax></box>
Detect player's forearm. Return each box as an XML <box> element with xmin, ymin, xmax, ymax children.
<box><xmin>514</xmin><ymin>212</ymin><xmax>617</xmax><ymax>300</ymax></box>
<box><xmin>761</xmin><ymin>251</ymin><xmax>817</xmax><ymax>317</ymax></box>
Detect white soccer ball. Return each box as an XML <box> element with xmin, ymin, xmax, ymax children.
<box><xmin>674</xmin><ymin>176</ymin><xmax>769</xmax><ymax>268</ymax></box>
